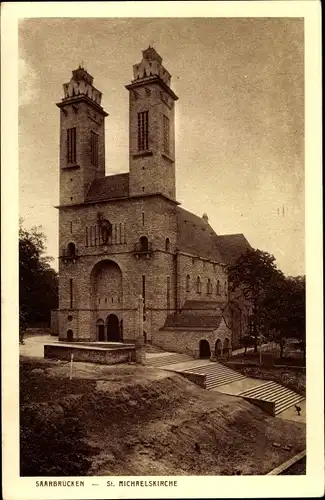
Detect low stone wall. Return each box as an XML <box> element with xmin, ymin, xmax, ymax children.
<box><xmin>241</xmin><ymin>396</ymin><xmax>275</xmax><ymax>416</ymax></box>
<box><xmin>44</xmin><ymin>343</ymin><xmax>136</xmax><ymax>365</ymax></box>
<box><xmin>175</xmin><ymin>370</ymin><xmax>206</xmax><ymax>388</ymax></box>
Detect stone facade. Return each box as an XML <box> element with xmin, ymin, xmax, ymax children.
<box><xmin>56</xmin><ymin>47</ymin><xmax>251</xmax><ymax>355</ymax></box>
<box><xmin>153</xmin><ymin>318</ymin><xmax>231</xmax><ymax>358</ymax></box>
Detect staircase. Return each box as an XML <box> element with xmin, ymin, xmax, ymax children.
<box><xmin>145</xmin><ymin>352</ymin><xmax>193</xmax><ymax>367</ymax></box>
<box><xmin>240</xmin><ymin>380</ymin><xmax>305</xmax><ymax>416</ymax></box>
<box><xmin>146</xmin><ymin>351</ymin><xmax>305</xmax><ymax>418</ymax></box>
<box><xmin>184</xmin><ymin>362</ymin><xmax>246</xmax><ymax>390</ymax></box>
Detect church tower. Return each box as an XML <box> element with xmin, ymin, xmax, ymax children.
<box><xmin>126</xmin><ymin>47</ymin><xmax>178</xmax><ymax>200</ymax></box>
<box><xmin>57</xmin><ymin>66</ymin><xmax>108</xmax><ymax>205</ymax></box>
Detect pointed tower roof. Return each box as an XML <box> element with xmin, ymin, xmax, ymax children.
<box><xmin>142</xmin><ymin>46</ymin><xmax>162</xmax><ymax>64</ymax></box>
<box><xmin>126</xmin><ymin>46</ymin><xmax>178</xmax><ymax>101</ymax></box>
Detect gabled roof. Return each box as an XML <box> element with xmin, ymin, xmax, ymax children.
<box><xmin>164</xmin><ymin>311</ymin><xmax>222</xmax><ymax>329</ymax></box>
<box><xmin>85</xmin><ymin>173</ymin><xmax>129</xmax><ymax>202</ymax></box>
<box><xmin>176</xmin><ymin>207</ymin><xmax>224</xmax><ymax>263</ymax></box>
<box><xmin>181</xmin><ymin>300</ymin><xmax>225</xmax><ymax>311</ymax></box>
<box><xmin>216</xmin><ymin>234</ymin><xmax>252</xmax><ymax>265</ymax></box>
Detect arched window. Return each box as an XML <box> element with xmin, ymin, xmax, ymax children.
<box><xmin>139</xmin><ymin>236</ymin><xmax>148</xmax><ymax>250</ymax></box>
<box><xmin>196</xmin><ymin>276</ymin><xmax>201</xmax><ymax>294</ymax></box>
<box><xmin>207</xmin><ymin>278</ymin><xmax>212</xmax><ymax>294</ymax></box>
<box><xmin>216</xmin><ymin>280</ymin><xmax>221</xmax><ymax>295</ymax></box>
<box><xmin>186</xmin><ymin>274</ymin><xmax>190</xmax><ymax>292</ymax></box>
<box><xmin>67</xmin><ymin>242</ymin><xmax>76</xmax><ymax>257</ymax></box>
<box><xmin>224</xmin><ymin>281</ymin><xmax>228</xmax><ymax>296</ymax></box>
<box><xmin>165</xmin><ymin>238</ymin><xmax>170</xmax><ymax>252</ymax></box>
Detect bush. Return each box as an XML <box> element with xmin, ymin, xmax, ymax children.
<box><xmin>20</xmin><ymin>402</ymin><xmax>96</xmax><ymax>476</ymax></box>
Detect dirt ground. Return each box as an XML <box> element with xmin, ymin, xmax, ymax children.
<box><xmin>20</xmin><ymin>356</ymin><xmax>306</xmax><ymax>476</ymax></box>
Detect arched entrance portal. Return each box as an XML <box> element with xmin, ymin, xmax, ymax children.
<box><xmin>199</xmin><ymin>339</ymin><xmax>211</xmax><ymax>359</ymax></box>
<box><xmin>106</xmin><ymin>314</ymin><xmax>120</xmax><ymax>342</ymax></box>
<box><xmin>91</xmin><ymin>259</ymin><xmax>123</xmax><ymax>308</ymax></box>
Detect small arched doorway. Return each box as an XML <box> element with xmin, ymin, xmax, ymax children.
<box><xmin>215</xmin><ymin>339</ymin><xmax>222</xmax><ymax>358</ymax></box>
<box><xmin>67</xmin><ymin>329</ymin><xmax>73</xmax><ymax>341</ymax></box>
<box><xmin>224</xmin><ymin>338</ymin><xmax>231</xmax><ymax>359</ymax></box>
<box><xmin>106</xmin><ymin>314</ymin><xmax>120</xmax><ymax>342</ymax></box>
<box><xmin>199</xmin><ymin>339</ymin><xmax>211</xmax><ymax>359</ymax></box>
<box><xmin>139</xmin><ymin>236</ymin><xmax>149</xmax><ymax>251</ymax></box>
<box><xmin>97</xmin><ymin>319</ymin><xmax>105</xmax><ymax>341</ymax></box>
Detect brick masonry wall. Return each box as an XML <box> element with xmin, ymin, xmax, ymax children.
<box><xmin>50</xmin><ymin>310</ymin><xmax>59</xmax><ymax>335</ymax></box>
<box><xmin>58</xmin><ymin>195</ymin><xmax>179</xmax><ymax>341</ymax></box>
<box><xmin>59</xmin><ymin>100</ymin><xmax>106</xmax><ymax>206</ymax></box>
<box><xmin>178</xmin><ymin>253</ymin><xmax>228</xmax><ymax>309</ymax></box>
<box><xmin>128</xmin><ymin>82</ymin><xmax>176</xmax><ymax>200</ymax></box>
<box><xmin>152</xmin><ymin>317</ymin><xmax>232</xmax><ymax>358</ymax></box>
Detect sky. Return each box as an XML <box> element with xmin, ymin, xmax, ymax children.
<box><xmin>19</xmin><ymin>17</ymin><xmax>304</xmax><ymax>276</ymax></box>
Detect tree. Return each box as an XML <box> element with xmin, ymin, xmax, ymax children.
<box><xmin>19</xmin><ymin>220</ymin><xmax>58</xmax><ymax>340</ymax></box>
<box><xmin>227</xmin><ymin>248</ymin><xmax>282</xmax><ymax>352</ymax></box>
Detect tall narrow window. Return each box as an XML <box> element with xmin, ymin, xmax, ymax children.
<box><xmin>186</xmin><ymin>275</ymin><xmax>190</xmax><ymax>293</ymax></box>
<box><xmin>70</xmin><ymin>221</ymin><xmax>73</xmax><ymax>234</ymax></box>
<box><xmin>142</xmin><ymin>212</ymin><xmax>145</xmax><ymax>226</ymax></box>
<box><xmin>137</xmin><ymin>111</ymin><xmax>149</xmax><ymax>151</ymax></box>
<box><xmin>224</xmin><ymin>281</ymin><xmax>228</xmax><ymax>297</ymax></box>
<box><xmin>142</xmin><ymin>275</ymin><xmax>146</xmax><ymax>303</ymax></box>
<box><xmin>165</xmin><ymin>238</ymin><xmax>170</xmax><ymax>252</ymax></box>
<box><xmin>69</xmin><ymin>278</ymin><xmax>73</xmax><ymax>309</ymax></box>
<box><xmin>196</xmin><ymin>276</ymin><xmax>201</xmax><ymax>294</ymax></box>
<box><xmin>163</xmin><ymin>115</ymin><xmax>170</xmax><ymax>153</ymax></box>
<box><xmin>90</xmin><ymin>131</ymin><xmax>99</xmax><ymax>166</ymax></box>
<box><xmin>207</xmin><ymin>278</ymin><xmax>212</xmax><ymax>294</ymax></box>
<box><xmin>67</xmin><ymin>127</ymin><xmax>76</xmax><ymax>164</ymax></box>
<box><xmin>216</xmin><ymin>280</ymin><xmax>221</xmax><ymax>295</ymax></box>
<box><xmin>167</xmin><ymin>276</ymin><xmax>171</xmax><ymax>310</ymax></box>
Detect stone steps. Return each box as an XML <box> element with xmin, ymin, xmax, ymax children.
<box><xmin>240</xmin><ymin>381</ymin><xmax>305</xmax><ymax>415</ymax></box>
<box><xmin>184</xmin><ymin>362</ymin><xmax>246</xmax><ymax>389</ymax></box>
<box><xmin>146</xmin><ymin>353</ymin><xmax>305</xmax><ymax>417</ymax></box>
<box><xmin>145</xmin><ymin>353</ymin><xmax>193</xmax><ymax>367</ymax></box>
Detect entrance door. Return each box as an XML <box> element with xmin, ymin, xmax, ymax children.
<box><xmin>106</xmin><ymin>314</ymin><xmax>120</xmax><ymax>342</ymax></box>
<box><xmin>67</xmin><ymin>329</ymin><xmax>73</xmax><ymax>342</ymax></box>
<box><xmin>98</xmin><ymin>324</ymin><xmax>105</xmax><ymax>341</ymax></box>
<box><xmin>199</xmin><ymin>339</ymin><xmax>211</xmax><ymax>358</ymax></box>
<box><xmin>96</xmin><ymin>319</ymin><xmax>105</xmax><ymax>341</ymax></box>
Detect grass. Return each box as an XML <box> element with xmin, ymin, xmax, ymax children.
<box><xmin>227</xmin><ymin>364</ymin><xmax>306</xmax><ymax>397</ymax></box>
<box><xmin>20</xmin><ymin>356</ymin><xmax>306</xmax><ymax>476</ymax></box>
<box><xmin>226</xmin><ymin>344</ymin><xmax>306</xmax><ymax>396</ymax></box>
<box><xmin>232</xmin><ymin>344</ymin><xmax>305</xmax><ymax>368</ymax></box>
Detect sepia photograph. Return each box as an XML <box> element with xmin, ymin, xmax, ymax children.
<box><xmin>2</xmin><ymin>2</ymin><xmax>323</xmax><ymax>499</ymax></box>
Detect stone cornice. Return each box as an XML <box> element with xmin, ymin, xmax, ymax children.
<box><xmin>125</xmin><ymin>75</ymin><xmax>178</xmax><ymax>101</ymax></box>
<box><xmin>56</xmin><ymin>94</ymin><xmax>109</xmax><ymax>117</ymax></box>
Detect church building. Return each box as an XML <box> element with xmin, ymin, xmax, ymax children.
<box><xmin>55</xmin><ymin>47</ymin><xmax>251</xmax><ymax>359</ymax></box>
